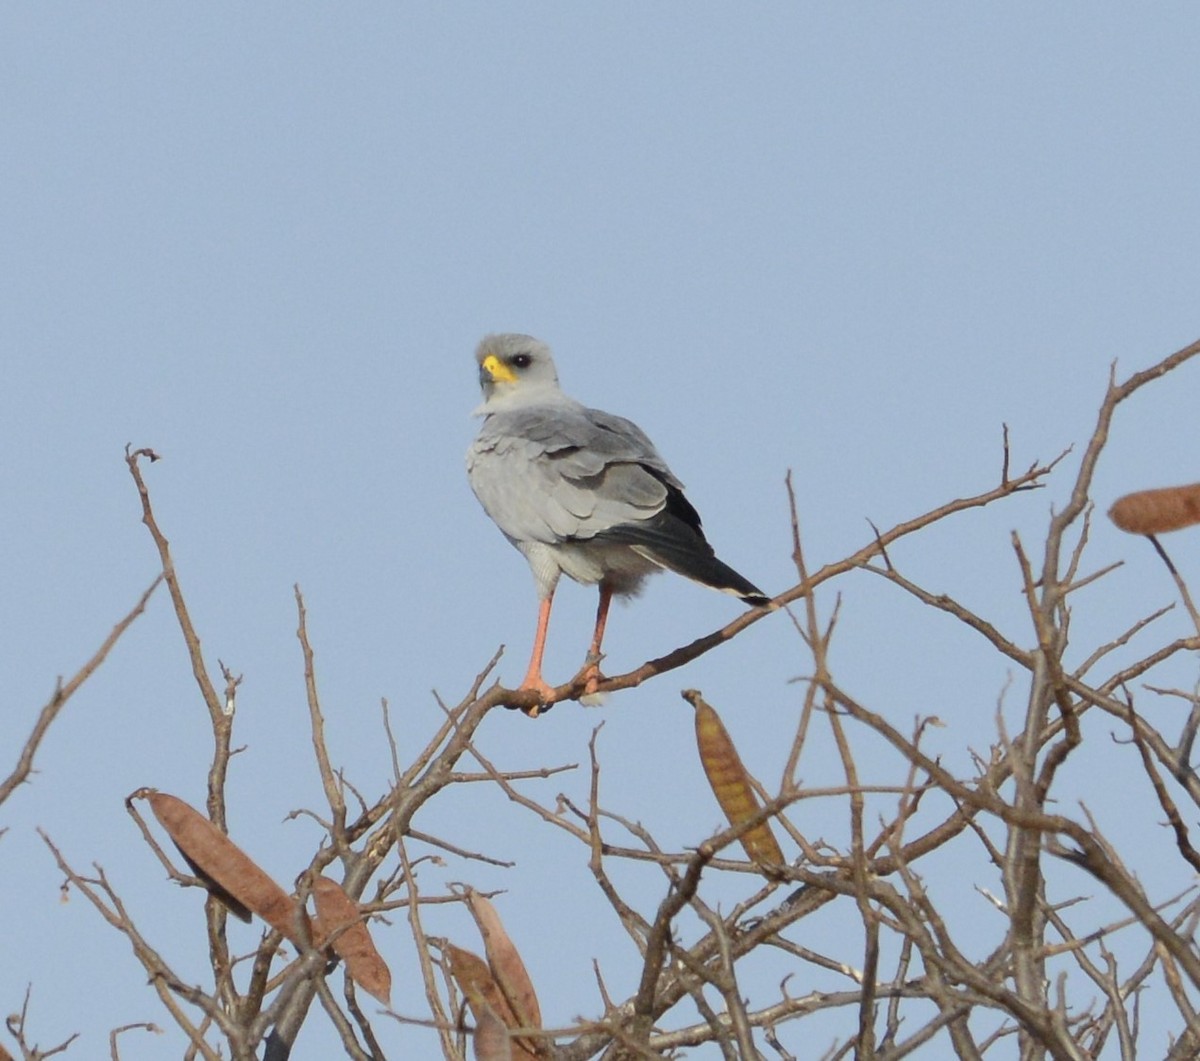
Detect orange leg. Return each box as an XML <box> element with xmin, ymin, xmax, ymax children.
<box><xmin>581</xmin><ymin>584</ymin><xmax>613</xmax><ymax>696</ymax></box>
<box><xmin>518</xmin><ymin>590</ymin><xmax>558</xmax><ymax>713</ymax></box>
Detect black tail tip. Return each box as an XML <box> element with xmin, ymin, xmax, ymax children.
<box><xmin>740</xmin><ymin>590</ymin><xmax>772</xmax><ymax>608</ymax></box>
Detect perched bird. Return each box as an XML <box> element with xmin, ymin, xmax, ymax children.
<box><xmin>467</xmin><ymin>333</ymin><xmax>769</xmax><ymax>713</ymax></box>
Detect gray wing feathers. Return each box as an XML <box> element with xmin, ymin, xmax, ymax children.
<box><xmin>468</xmin><ymin>403</ymin><xmax>678</xmax><ymax>546</ymax></box>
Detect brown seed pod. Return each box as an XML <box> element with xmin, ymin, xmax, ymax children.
<box><xmin>446</xmin><ymin>945</ymin><xmax>539</xmax><ymax>1061</ymax></box>
<box><xmin>311</xmin><ymin>876</ymin><xmax>392</xmax><ymax>1006</ymax></box>
<box><xmin>687</xmin><ymin>690</ymin><xmax>785</xmax><ymax>869</ymax></box>
<box><xmin>1109</xmin><ymin>483</ymin><xmax>1200</xmax><ymax>535</ymax></box>
<box><xmin>465</xmin><ymin>891</ymin><xmax>542</xmax><ymax>1036</ymax></box>
<box><xmin>472</xmin><ymin>1002</ymin><xmax>515</xmax><ymax>1061</ymax></box>
<box><xmin>141</xmin><ymin>791</ymin><xmax>308</xmax><ymax>944</ymax></box>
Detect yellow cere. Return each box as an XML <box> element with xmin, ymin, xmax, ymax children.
<box><xmin>482</xmin><ymin>354</ymin><xmax>517</xmax><ymax>383</ymax></box>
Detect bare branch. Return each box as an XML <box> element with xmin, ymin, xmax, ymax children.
<box><xmin>1</xmin><ymin>574</ymin><xmax>162</xmax><ymax>807</ymax></box>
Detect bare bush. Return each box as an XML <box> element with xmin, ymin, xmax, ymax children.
<box><xmin>6</xmin><ymin>339</ymin><xmax>1200</xmax><ymax>1059</ymax></box>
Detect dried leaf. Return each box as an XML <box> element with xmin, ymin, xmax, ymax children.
<box><xmin>446</xmin><ymin>944</ymin><xmax>539</xmax><ymax>1061</ymax></box>
<box><xmin>465</xmin><ymin>890</ymin><xmax>542</xmax><ymax>1033</ymax></box>
<box><xmin>143</xmin><ymin>791</ymin><xmax>308</xmax><ymax>943</ymax></box>
<box><xmin>690</xmin><ymin>691</ymin><xmax>785</xmax><ymax>868</ymax></box>
<box><xmin>311</xmin><ymin>876</ymin><xmax>392</xmax><ymax>1005</ymax></box>
<box><xmin>1110</xmin><ymin>483</ymin><xmax>1200</xmax><ymax>535</ymax></box>
<box><xmin>472</xmin><ymin>1002</ymin><xmax>514</xmax><ymax>1061</ymax></box>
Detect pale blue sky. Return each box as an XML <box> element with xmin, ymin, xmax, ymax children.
<box><xmin>3</xmin><ymin>7</ymin><xmax>1200</xmax><ymax>1058</ymax></box>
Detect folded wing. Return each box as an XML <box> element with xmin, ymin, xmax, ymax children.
<box><xmin>468</xmin><ymin>402</ymin><xmax>767</xmax><ymax>604</ymax></box>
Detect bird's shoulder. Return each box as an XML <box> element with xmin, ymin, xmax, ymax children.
<box><xmin>475</xmin><ymin>400</ymin><xmax>591</xmax><ymax>448</ymax></box>
<box><xmin>473</xmin><ymin>399</ymin><xmax>672</xmax><ymax>469</ymax></box>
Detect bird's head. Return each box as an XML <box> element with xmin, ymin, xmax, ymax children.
<box><xmin>475</xmin><ymin>334</ymin><xmax>561</xmax><ymax>405</ymax></box>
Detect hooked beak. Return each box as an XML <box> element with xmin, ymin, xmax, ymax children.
<box><xmin>479</xmin><ymin>353</ymin><xmax>517</xmax><ymax>385</ymax></box>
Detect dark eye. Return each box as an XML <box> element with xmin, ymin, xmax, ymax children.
<box><xmin>511</xmin><ymin>353</ymin><xmax>532</xmax><ymax>369</ymax></box>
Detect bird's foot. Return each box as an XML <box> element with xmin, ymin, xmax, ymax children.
<box><xmin>579</xmin><ymin>657</ymin><xmax>608</xmax><ymax>699</ymax></box>
<box><xmin>514</xmin><ymin>675</ymin><xmax>558</xmax><ymax>717</ymax></box>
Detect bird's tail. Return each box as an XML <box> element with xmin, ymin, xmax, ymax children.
<box><xmin>675</xmin><ymin>550</ymin><xmax>771</xmax><ymax>606</ymax></box>
<box><xmin>600</xmin><ymin>511</ymin><xmax>771</xmax><ymax>607</ymax></box>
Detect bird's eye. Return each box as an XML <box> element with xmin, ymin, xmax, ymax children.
<box><xmin>511</xmin><ymin>354</ymin><xmax>532</xmax><ymax>369</ymax></box>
